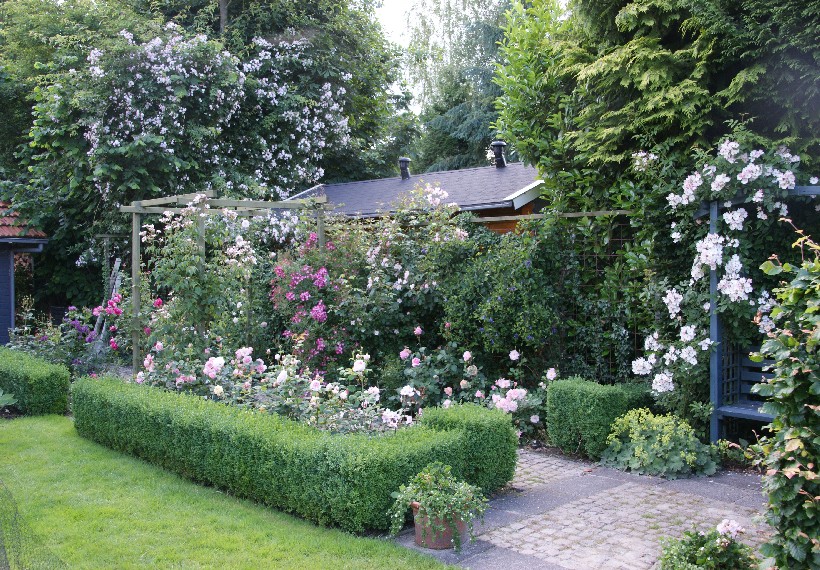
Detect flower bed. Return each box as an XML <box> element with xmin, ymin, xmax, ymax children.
<box><xmin>72</xmin><ymin>377</ymin><xmax>517</xmax><ymax>532</ymax></box>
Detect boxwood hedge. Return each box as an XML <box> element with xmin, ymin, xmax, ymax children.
<box><xmin>545</xmin><ymin>377</ymin><xmax>651</xmax><ymax>459</ymax></box>
<box><xmin>72</xmin><ymin>377</ymin><xmax>517</xmax><ymax>532</ymax></box>
<box><xmin>0</xmin><ymin>347</ymin><xmax>70</xmax><ymax>415</ymax></box>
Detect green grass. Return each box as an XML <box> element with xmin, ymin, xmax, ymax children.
<box><xmin>0</xmin><ymin>416</ymin><xmax>447</xmax><ymax>569</ymax></box>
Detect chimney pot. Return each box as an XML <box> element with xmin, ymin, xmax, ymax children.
<box><xmin>399</xmin><ymin>157</ymin><xmax>411</xmax><ymax>180</ymax></box>
<box><xmin>491</xmin><ymin>141</ymin><xmax>507</xmax><ymax>168</ymax></box>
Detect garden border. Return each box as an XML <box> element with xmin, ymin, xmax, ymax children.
<box><xmin>71</xmin><ymin>377</ymin><xmax>517</xmax><ymax>532</ymax></box>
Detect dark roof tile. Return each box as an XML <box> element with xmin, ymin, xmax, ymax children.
<box><xmin>299</xmin><ymin>163</ymin><xmax>541</xmax><ymax>217</ymax></box>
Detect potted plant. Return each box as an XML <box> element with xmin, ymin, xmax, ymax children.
<box><xmin>388</xmin><ymin>462</ymin><xmax>488</xmax><ymax>551</ymax></box>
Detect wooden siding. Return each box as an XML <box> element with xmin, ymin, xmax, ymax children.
<box><xmin>477</xmin><ymin>203</ymin><xmax>534</xmax><ymax>234</ymax></box>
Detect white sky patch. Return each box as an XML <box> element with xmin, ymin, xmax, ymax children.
<box><xmin>375</xmin><ymin>0</ymin><xmax>411</xmax><ymax>47</ymax></box>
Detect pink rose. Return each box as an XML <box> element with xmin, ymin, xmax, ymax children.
<box><xmin>413</xmin><ymin>326</ymin><xmax>422</xmax><ymax>336</ymax></box>
<box><xmin>399</xmin><ymin>348</ymin><xmax>411</xmax><ymax>360</ymax></box>
<box><xmin>411</xmin><ymin>357</ymin><xmax>421</xmax><ymax>367</ymax></box>
<box><xmin>153</xmin><ymin>298</ymin><xmax>163</xmax><ymax>308</ymax></box>
<box><xmin>463</xmin><ymin>351</ymin><xmax>472</xmax><ymax>361</ymax></box>
<box><xmin>444</xmin><ymin>387</ymin><xmax>453</xmax><ymax>396</ymax></box>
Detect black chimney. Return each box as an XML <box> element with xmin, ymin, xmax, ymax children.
<box><xmin>399</xmin><ymin>157</ymin><xmax>411</xmax><ymax>180</ymax></box>
<box><xmin>491</xmin><ymin>141</ymin><xmax>507</xmax><ymax>168</ymax></box>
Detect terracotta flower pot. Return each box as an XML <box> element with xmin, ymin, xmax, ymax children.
<box><xmin>410</xmin><ymin>501</ymin><xmax>469</xmax><ymax>550</ymax></box>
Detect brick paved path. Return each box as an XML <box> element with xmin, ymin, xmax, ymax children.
<box><xmin>395</xmin><ymin>448</ymin><xmax>770</xmax><ymax>570</ymax></box>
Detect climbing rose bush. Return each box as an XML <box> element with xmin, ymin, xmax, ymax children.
<box><xmin>631</xmin><ymin>138</ymin><xmax>817</xmax><ymax>424</ymax></box>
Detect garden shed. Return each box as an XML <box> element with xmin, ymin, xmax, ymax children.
<box><xmin>291</xmin><ymin>143</ymin><xmax>545</xmax><ymax>233</ymax></box>
<box><xmin>0</xmin><ymin>201</ymin><xmax>47</xmax><ymax>345</ymax></box>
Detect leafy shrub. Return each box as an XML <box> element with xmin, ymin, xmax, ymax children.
<box><xmin>419</xmin><ymin>404</ymin><xmax>517</xmax><ymax>494</ymax></box>
<box><xmin>0</xmin><ymin>388</ymin><xmax>16</xmax><ymax>409</ymax></box>
<box><xmin>71</xmin><ymin>377</ymin><xmax>516</xmax><ymax>532</ymax></box>
<box><xmin>751</xmin><ymin>236</ymin><xmax>820</xmax><ymax>569</ymax></box>
<box><xmin>659</xmin><ymin>519</ymin><xmax>758</xmax><ymax>569</ymax></box>
<box><xmin>388</xmin><ymin>462</ymin><xmax>488</xmax><ymax>551</ymax></box>
<box><xmin>545</xmin><ymin>378</ymin><xmax>652</xmax><ymax>459</ymax></box>
<box><xmin>0</xmin><ymin>347</ymin><xmax>70</xmax><ymax>415</ymax></box>
<box><xmin>601</xmin><ymin>408</ymin><xmax>718</xmax><ymax>478</ymax></box>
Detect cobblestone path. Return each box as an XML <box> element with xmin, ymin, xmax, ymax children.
<box><xmin>395</xmin><ymin>448</ymin><xmax>770</xmax><ymax>570</ymax></box>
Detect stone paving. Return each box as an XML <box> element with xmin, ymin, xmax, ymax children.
<box><xmin>395</xmin><ymin>448</ymin><xmax>770</xmax><ymax>570</ymax></box>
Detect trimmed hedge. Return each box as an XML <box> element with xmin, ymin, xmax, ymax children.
<box><xmin>545</xmin><ymin>377</ymin><xmax>651</xmax><ymax>459</ymax></box>
<box><xmin>0</xmin><ymin>347</ymin><xmax>70</xmax><ymax>415</ymax></box>
<box><xmin>72</xmin><ymin>377</ymin><xmax>517</xmax><ymax>532</ymax></box>
<box><xmin>420</xmin><ymin>404</ymin><xmax>518</xmax><ymax>493</ymax></box>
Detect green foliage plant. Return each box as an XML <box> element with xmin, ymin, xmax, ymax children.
<box><xmin>0</xmin><ymin>347</ymin><xmax>70</xmax><ymax>415</ymax></box>
<box><xmin>659</xmin><ymin>519</ymin><xmax>758</xmax><ymax>570</ymax></box>
<box><xmin>750</xmin><ymin>229</ymin><xmax>820</xmax><ymax>569</ymax></box>
<box><xmin>545</xmin><ymin>378</ymin><xmax>652</xmax><ymax>459</ymax></box>
<box><xmin>0</xmin><ymin>388</ymin><xmax>17</xmax><ymax>409</ymax></box>
<box><xmin>601</xmin><ymin>408</ymin><xmax>718</xmax><ymax>479</ymax></box>
<box><xmin>71</xmin><ymin>377</ymin><xmax>516</xmax><ymax>532</ymax></box>
<box><xmin>388</xmin><ymin>462</ymin><xmax>488</xmax><ymax>551</ymax></box>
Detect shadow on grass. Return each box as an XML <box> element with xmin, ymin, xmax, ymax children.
<box><xmin>0</xmin><ymin>481</ymin><xmax>66</xmax><ymax>570</ymax></box>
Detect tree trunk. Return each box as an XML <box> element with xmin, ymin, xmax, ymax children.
<box><xmin>219</xmin><ymin>0</ymin><xmax>228</xmax><ymax>35</ymax></box>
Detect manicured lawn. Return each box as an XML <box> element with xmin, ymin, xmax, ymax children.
<box><xmin>0</xmin><ymin>415</ymin><xmax>447</xmax><ymax>569</ymax></box>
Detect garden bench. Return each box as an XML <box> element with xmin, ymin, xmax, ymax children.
<box><xmin>713</xmin><ymin>344</ymin><xmax>774</xmax><ymax>436</ymax></box>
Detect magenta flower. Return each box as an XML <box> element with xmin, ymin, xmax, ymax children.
<box><xmin>310</xmin><ymin>301</ymin><xmax>328</xmax><ymax>323</ymax></box>
<box><xmin>153</xmin><ymin>298</ymin><xmax>163</xmax><ymax>308</ymax></box>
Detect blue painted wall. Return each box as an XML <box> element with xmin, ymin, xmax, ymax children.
<box><xmin>0</xmin><ymin>250</ymin><xmax>12</xmax><ymax>345</ymax></box>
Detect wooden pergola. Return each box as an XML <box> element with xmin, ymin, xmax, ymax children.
<box><xmin>119</xmin><ymin>191</ymin><xmax>327</xmax><ymax>372</ymax></box>
<box><xmin>703</xmin><ymin>185</ymin><xmax>820</xmax><ymax>441</ymax></box>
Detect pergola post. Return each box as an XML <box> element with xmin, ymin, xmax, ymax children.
<box><xmin>131</xmin><ymin>209</ymin><xmax>142</xmax><ymax>373</ymax></box>
<box><xmin>316</xmin><ymin>205</ymin><xmax>326</xmax><ymax>250</ymax></box>
<box><xmin>709</xmin><ymin>200</ymin><xmax>721</xmax><ymax>442</ymax></box>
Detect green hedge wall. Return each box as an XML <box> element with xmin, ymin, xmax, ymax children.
<box><xmin>0</xmin><ymin>347</ymin><xmax>70</xmax><ymax>415</ymax></box>
<box><xmin>546</xmin><ymin>378</ymin><xmax>651</xmax><ymax>459</ymax></box>
<box><xmin>72</xmin><ymin>377</ymin><xmax>517</xmax><ymax>532</ymax></box>
<box><xmin>420</xmin><ymin>404</ymin><xmax>518</xmax><ymax>493</ymax></box>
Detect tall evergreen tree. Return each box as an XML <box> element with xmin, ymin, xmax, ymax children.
<box><xmin>406</xmin><ymin>0</ymin><xmax>513</xmax><ymax>172</ymax></box>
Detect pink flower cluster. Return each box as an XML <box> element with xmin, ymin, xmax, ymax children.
<box><xmin>203</xmin><ymin>356</ymin><xmax>226</xmax><ymax>379</ymax></box>
<box><xmin>92</xmin><ymin>293</ymin><xmax>124</xmax><ymax>317</ymax></box>
<box><xmin>491</xmin><ymin>386</ymin><xmax>527</xmax><ymax>413</ymax></box>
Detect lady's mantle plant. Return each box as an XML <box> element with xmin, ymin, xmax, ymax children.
<box><xmin>751</xmin><ymin>230</ymin><xmax>820</xmax><ymax>570</ymax></box>
<box><xmin>630</xmin><ymin>134</ymin><xmax>817</xmax><ymax>425</ymax></box>
<box><xmin>659</xmin><ymin>519</ymin><xmax>757</xmax><ymax>569</ymax></box>
<box><xmin>601</xmin><ymin>408</ymin><xmax>718</xmax><ymax>479</ymax></box>
<box><xmin>388</xmin><ymin>462</ymin><xmax>488</xmax><ymax>551</ymax></box>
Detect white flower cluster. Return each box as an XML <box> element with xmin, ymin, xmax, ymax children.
<box><xmin>632</xmin><ymin>151</ymin><xmax>658</xmax><ymax>172</ymax></box>
<box><xmin>668</xmin><ymin>172</ymin><xmax>701</xmax><ymax>209</ymax></box>
<box><xmin>691</xmin><ymin>233</ymin><xmax>725</xmax><ymax>281</ymax></box>
<box><xmin>662</xmin><ymin>289</ymin><xmax>683</xmax><ymax>318</ymax></box>
<box><xmin>722</xmin><ymin>208</ymin><xmax>748</xmax><ymax>231</ymax></box>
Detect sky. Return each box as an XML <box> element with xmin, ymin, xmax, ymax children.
<box><xmin>374</xmin><ymin>0</ymin><xmax>412</xmax><ymax>47</ymax></box>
